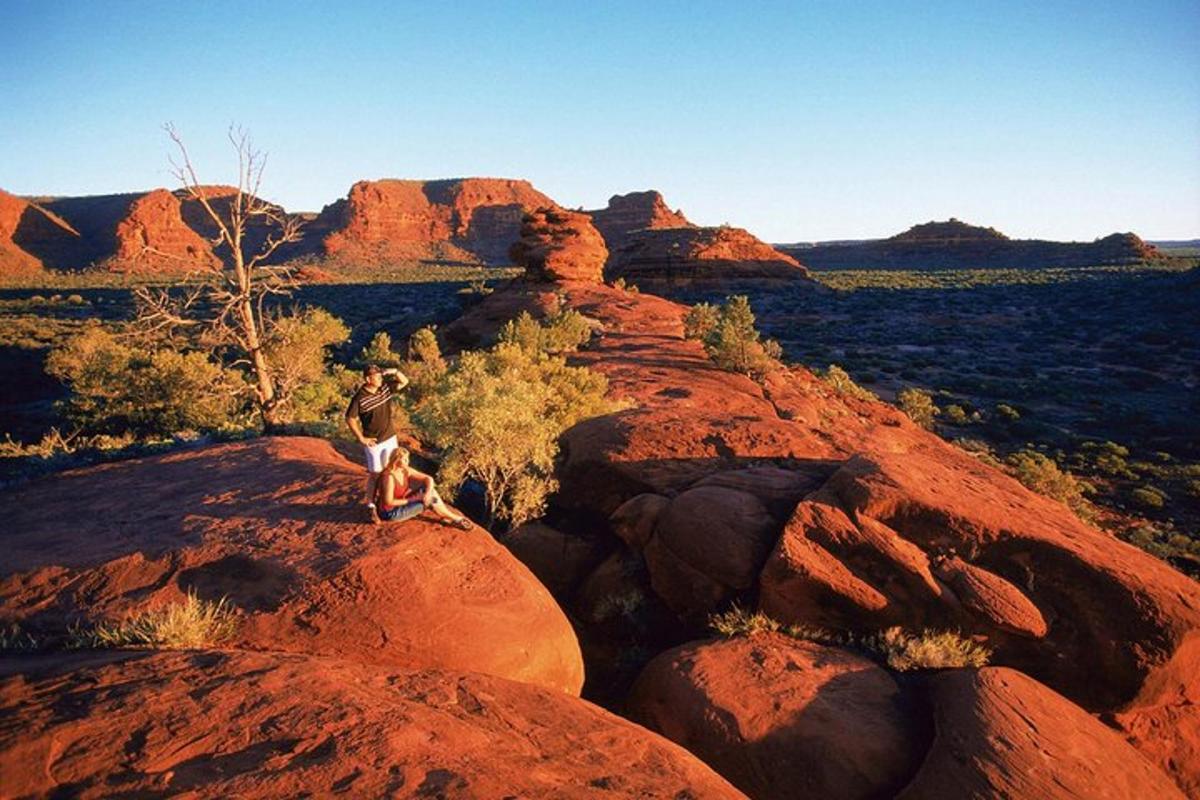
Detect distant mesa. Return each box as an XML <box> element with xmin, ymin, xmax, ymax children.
<box><xmin>779</xmin><ymin>217</ymin><xmax>1166</xmax><ymax>269</ymax></box>
<box><xmin>587</xmin><ymin>190</ymin><xmax>694</xmax><ymax>254</ymax></box>
<box><xmin>0</xmin><ymin>188</ymin><xmax>84</xmax><ymax>274</ymax></box>
<box><xmin>607</xmin><ymin>224</ymin><xmax>814</xmax><ymax>288</ymax></box>
<box><xmin>314</xmin><ymin>177</ymin><xmax>556</xmax><ymax>265</ymax></box>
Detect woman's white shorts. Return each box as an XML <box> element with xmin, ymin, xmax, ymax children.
<box><xmin>363</xmin><ymin>435</ymin><xmax>399</xmax><ymax>473</ymax></box>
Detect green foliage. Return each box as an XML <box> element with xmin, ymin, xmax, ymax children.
<box><xmin>401</xmin><ymin>326</ymin><xmax>448</xmax><ymax>400</ymax></box>
<box><xmin>358</xmin><ymin>330</ymin><xmax>405</xmax><ymax>369</ymax></box>
<box><xmin>498</xmin><ymin>308</ymin><xmax>593</xmax><ymax>356</ymax></box>
<box><xmin>944</xmin><ymin>404</ymin><xmax>970</xmax><ymax>425</ymax></box>
<box><xmin>821</xmin><ymin>364</ymin><xmax>877</xmax><ymax>401</ymax></box>
<box><xmin>414</xmin><ymin>315</ymin><xmax>624</xmax><ymax>528</ymax></box>
<box><xmin>995</xmin><ymin>403</ymin><xmax>1021</xmax><ymax>422</ymax></box>
<box><xmin>71</xmin><ymin>591</ymin><xmax>239</xmax><ymax>650</ymax></box>
<box><xmin>46</xmin><ymin>324</ymin><xmax>242</xmax><ymax>436</ymax></box>
<box><xmin>898</xmin><ymin>387</ymin><xmax>939</xmax><ymax>429</ymax></box>
<box><xmin>683</xmin><ymin>302</ymin><xmax>720</xmax><ymax>341</ymax></box>
<box><xmin>1131</xmin><ymin>486</ymin><xmax>1168</xmax><ymax>509</ymax></box>
<box><xmin>693</xmin><ymin>296</ymin><xmax>782</xmax><ymax>378</ymax></box>
<box><xmin>1006</xmin><ymin>449</ymin><xmax>1093</xmax><ymax>519</ymax></box>
<box><xmin>1078</xmin><ymin>441</ymin><xmax>1136</xmax><ymax>479</ymax></box>
<box><xmin>262</xmin><ymin>307</ymin><xmax>351</xmax><ymax>424</ymax></box>
<box><xmin>611</xmin><ymin>277</ymin><xmax>640</xmax><ymax>294</ymax></box>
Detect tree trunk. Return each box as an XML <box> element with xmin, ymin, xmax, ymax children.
<box><xmin>239</xmin><ymin>295</ymin><xmax>279</xmax><ymax>429</ymax></box>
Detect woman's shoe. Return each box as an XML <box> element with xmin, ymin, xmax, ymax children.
<box><xmin>452</xmin><ymin>517</ymin><xmax>472</xmax><ymax>530</ymax></box>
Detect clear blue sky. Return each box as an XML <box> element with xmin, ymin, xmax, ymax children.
<box><xmin>2</xmin><ymin>1</ymin><xmax>1197</xmax><ymax>241</ymax></box>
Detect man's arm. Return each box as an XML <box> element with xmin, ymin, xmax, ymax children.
<box><xmin>384</xmin><ymin>368</ymin><xmax>410</xmax><ymax>390</ymax></box>
<box><xmin>345</xmin><ymin>411</ymin><xmax>374</xmax><ymax>446</ymax></box>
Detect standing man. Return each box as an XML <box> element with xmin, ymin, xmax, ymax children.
<box><xmin>346</xmin><ymin>364</ymin><xmax>409</xmax><ymax>523</ymax></box>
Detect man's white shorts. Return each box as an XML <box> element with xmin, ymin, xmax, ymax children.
<box><xmin>363</xmin><ymin>435</ymin><xmax>399</xmax><ymax>473</ymax></box>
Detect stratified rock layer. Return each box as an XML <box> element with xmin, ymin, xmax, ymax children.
<box><xmin>587</xmin><ymin>190</ymin><xmax>693</xmax><ymax>255</ymax></box>
<box><xmin>0</xmin><ymin>437</ymin><xmax>584</xmax><ymax>695</ymax></box>
<box><xmin>111</xmin><ymin>188</ymin><xmax>221</xmax><ymax>271</ymax></box>
<box><xmin>317</xmin><ymin>177</ymin><xmax>555</xmax><ymax>264</ymax></box>
<box><xmin>608</xmin><ymin>225</ymin><xmax>812</xmax><ymax>287</ymax></box>
<box><xmin>0</xmin><ymin>188</ymin><xmax>82</xmax><ymax>273</ymax></box>
<box><xmin>0</xmin><ymin>649</ymin><xmax>745</xmax><ymax>799</ymax></box>
<box><xmin>509</xmin><ymin>206</ymin><xmax>608</xmax><ymax>282</ymax></box>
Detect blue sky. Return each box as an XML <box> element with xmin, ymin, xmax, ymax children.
<box><xmin>2</xmin><ymin>1</ymin><xmax>1197</xmax><ymax>241</ymax></box>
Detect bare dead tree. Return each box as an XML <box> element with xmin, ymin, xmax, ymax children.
<box><xmin>133</xmin><ymin>124</ymin><xmax>304</xmax><ymax>428</ymax></box>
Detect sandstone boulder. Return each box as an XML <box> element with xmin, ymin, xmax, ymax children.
<box><xmin>0</xmin><ymin>437</ymin><xmax>583</xmax><ymax>694</ymax></box>
<box><xmin>509</xmin><ymin>206</ymin><xmax>608</xmax><ymax>283</ymax></box>
<box><xmin>898</xmin><ymin>667</ymin><xmax>1186</xmax><ymax>800</ymax></box>
<box><xmin>501</xmin><ymin>520</ymin><xmax>610</xmax><ymax>599</ymax></box>
<box><xmin>0</xmin><ymin>649</ymin><xmax>744</xmax><ymax>798</ymax></box>
<box><xmin>111</xmin><ymin>188</ymin><xmax>221</xmax><ymax>271</ymax></box>
<box><xmin>628</xmin><ymin>634</ymin><xmax>925</xmax><ymax>799</ymax></box>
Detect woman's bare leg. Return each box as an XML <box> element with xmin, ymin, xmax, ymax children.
<box><xmin>426</xmin><ymin>491</ymin><xmax>466</xmax><ymax>523</ymax></box>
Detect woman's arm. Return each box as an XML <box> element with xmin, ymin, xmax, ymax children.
<box><xmin>379</xmin><ymin>474</ymin><xmax>397</xmax><ymax>507</ymax></box>
<box><xmin>408</xmin><ymin>468</ymin><xmax>436</xmax><ymax>504</ymax></box>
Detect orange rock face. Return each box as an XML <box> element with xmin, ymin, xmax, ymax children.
<box><xmin>607</xmin><ymin>225</ymin><xmax>813</xmax><ymax>287</ymax></box>
<box><xmin>509</xmin><ymin>206</ymin><xmax>608</xmax><ymax>283</ymax></box>
<box><xmin>111</xmin><ymin>188</ymin><xmax>221</xmax><ymax>272</ymax></box>
<box><xmin>0</xmin><ymin>649</ymin><xmax>744</xmax><ymax>799</ymax></box>
<box><xmin>628</xmin><ymin>634</ymin><xmax>926</xmax><ymax>799</ymax></box>
<box><xmin>318</xmin><ymin>177</ymin><xmax>555</xmax><ymax>264</ymax></box>
<box><xmin>0</xmin><ymin>188</ymin><xmax>81</xmax><ymax>273</ymax></box>
<box><xmin>899</xmin><ymin>667</ymin><xmax>1186</xmax><ymax>799</ymax></box>
<box><xmin>587</xmin><ymin>190</ymin><xmax>693</xmax><ymax>254</ymax></box>
<box><xmin>0</xmin><ymin>437</ymin><xmax>584</xmax><ymax>694</ymax></box>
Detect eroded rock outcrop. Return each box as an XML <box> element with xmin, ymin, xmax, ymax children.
<box><xmin>0</xmin><ymin>649</ymin><xmax>744</xmax><ymax>798</ymax></box>
<box><xmin>0</xmin><ymin>188</ymin><xmax>82</xmax><ymax>273</ymax></box>
<box><xmin>0</xmin><ymin>437</ymin><xmax>583</xmax><ymax>694</ymax></box>
<box><xmin>607</xmin><ymin>225</ymin><xmax>813</xmax><ymax>288</ymax></box>
<box><xmin>509</xmin><ymin>206</ymin><xmax>608</xmax><ymax>283</ymax></box>
<box><xmin>111</xmin><ymin>188</ymin><xmax>222</xmax><ymax>271</ymax></box>
<box><xmin>317</xmin><ymin>177</ymin><xmax>555</xmax><ymax>264</ymax></box>
<box><xmin>628</xmin><ymin>634</ymin><xmax>927</xmax><ymax>799</ymax></box>
<box><xmin>587</xmin><ymin>190</ymin><xmax>693</xmax><ymax>255</ymax></box>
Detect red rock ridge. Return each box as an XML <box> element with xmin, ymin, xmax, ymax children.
<box><xmin>0</xmin><ymin>188</ymin><xmax>81</xmax><ymax>273</ymax></box>
<box><xmin>317</xmin><ymin>177</ymin><xmax>556</xmax><ymax>264</ymax></box>
<box><xmin>110</xmin><ymin>189</ymin><xmax>222</xmax><ymax>272</ymax></box>
<box><xmin>607</xmin><ymin>225</ymin><xmax>813</xmax><ymax>287</ymax></box>
<box><xmin>587</xmin><ymin>190</ymin><xmax>693</xmax><ymax>254</ymax></box>
<box><xmin>509</xmin><ymin>206</ymin><xmax>608</xmax><ymax>283</ymax></box>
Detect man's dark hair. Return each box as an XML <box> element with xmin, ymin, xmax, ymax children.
<box><xmin>364</xmin><ymin>364</ymin><xmax>382</xmax><ymax>376</ymax></box>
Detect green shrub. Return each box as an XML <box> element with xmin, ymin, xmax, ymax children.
<box><xmin>689</xmin><ymin>296</ymin><xmax>781</xmax><ymax>378</ymax></box>
<box><xmin>498</xmin><ymin>308</ymin><xmax>593</xmax><ymax>356</ymax></box>
<box><xmin>1131</xmin><ymin>486</ymin><xmax>1167</xmax><ymax>509</ymax></box>
<box><xmin>1006</xmin><ymin>449</ymin><xmax>1093</xmax><ymax>519</ymax></box>
<box><xmin>821</xmin><ymin>364</ymin><xmax>877</xmax><ymax>401</ymax></box>
<box><xmin>995</xmin><ymin>403</ymin><xmax>1021</xmax><ymax>422</ymax></box>
<box><xmin>46</xmin><ymin>324</ymin><xmax>242</xmax><ymax>436</ymax></box>
<box><xmin>898</xmin><ymin>387</ymin><xmax>939</xmax><ymax>429</ymax></box>
<box><xmin>261</xmin><ymin>307</ymin><xmax>350</xmax><ymax>424</ymax></box>
<box><xmin>683</xmin><ymin>302</ymin><xmax>720</xmax><ymax>341</ymax></box>
<box><xmin>414</xmin><ymin>316</ymin><xmax>624</xmax><ymax>528</ymax></box>
<box><xmin>358</xmin><ymin>330</ymin><xmax>405</xmax><ymax>369</ymax></box>
<box><xmin>944</xmin><ymin>404</ymin><xmax>969</xmax><ymax>425</ymax></box>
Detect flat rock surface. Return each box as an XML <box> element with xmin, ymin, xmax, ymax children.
<box><xmin>0</xmin><ymin>649</ymin><xmax>746</xmax><ymax>799</ymax></box>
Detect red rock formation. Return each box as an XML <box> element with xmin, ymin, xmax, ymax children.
<box><xmin>0</xmin><ymin>649</ymin><xmax>744</xmax><ymax>798</ymax></box>
<box><xmin>444</xmin><ymin>279</ymin><xmax>1200</xmax><ymax>791</ymax></box>
<box><xmin>0</xmin><ymin>436</ymin><xmax>583</xmax><ymax>695</ymax></box>
<box><xmin>608</xmin><ymin>225</ymin><xmax>813</xmax><ymax>287</ymax></box>
<box><xmin>509</xmin><ymin>206</ymin><xmax>608</xmax><ymax>283</ymax></box>
<box><xmin>587</xmin><ymin>190</ymin><xmax>693</xmax><ymax>254</ymax></box>
<box><xmin>317</xmin><ymin>177</ymin><xmax>555</xmax><ymax>264</ymax></box>
<box><xmin>0</xmin><ymin>188</ymin><xmax>81</xmax><ymax>273</ymax></box>
<box><xmin>628</xmin><ymin>634</ymin><xmax>926</xmax><ymax>799</ymax></box>
<box><xmin>110</xmin><ymin>188</ymin><xmax>221</xmax><ymax>272</ymax></box>
<box><xmin>899</xmin><ymin>667</ymin><xmax>1186</xmax><ymax>799</ymax></box>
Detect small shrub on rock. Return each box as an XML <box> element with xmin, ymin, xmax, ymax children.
<box><xmin>72</xmin><ymin>591</ymin><xmax>239</xmax><ymax>650</ymax></box>
<box><xmin>821</xmin><ymin>364</ymin><xmax>877</xmax><ymax>401</ymax></box>
<box><xmin>1131</xmin><ymin>486</ymin><xmax>1168</xmax><ymax>510</ymax></box>
<box><xmin>1005</xmin><ymin>449</ymin><xmax>1094</xmax><ymax>520</ymax></box>
<box><xmin>863</xmin><ymin>627</ymin><xmax>991</xmax><ymax>671</ymax></box>
<box><xmin>897</xmin><ymin>387</ymin><xmax>939</xmax><ymax>429</ymax></box>
<box><xmin>683</xmin><ymin>303</ymin><xmax>720</xmax><ymax>341</ymax></box>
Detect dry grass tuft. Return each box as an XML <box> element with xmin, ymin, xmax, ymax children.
<box><xmin>864</xmin><ymin>626</ymin><xmax>991</xmax><ymax>671</ymax></box>
<box><xmin>72</xmin><ymin>591</ymin><xmax>239</xmax><ymax>650</ymax></box>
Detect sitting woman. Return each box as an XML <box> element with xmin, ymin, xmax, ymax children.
<box><xmin>375</xmin><ymin>447</ymin><xmax>472</xmax><ymax>530</ymax></box>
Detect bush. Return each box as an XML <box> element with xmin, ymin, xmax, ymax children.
<box><xmin>898</xmin><ymin>387</ymin><xmax>939</xmax><ymax>429</ymax></box>
<box><xmin>261</xmin><ymin>308</ymin><xmax>350</xmax><ymax>424</ymax></box>
<box><xmin>46</xmin><ymin>324</ymin><xmax>242</xmax><ymax>437</ymax></box>
<box><xmin>944</xmin><ymin>404</ymin><xmax>969</xmax><ymax>425</ymax></box>
<box><xmin>821</xmin><ymin>364</ymin><xmax>877</xmax><ymax>401</ymax></box>
<box><xmin>358</xmin><ymin>330</ymin><xmax>405</xmax><ymax>369</ymax></box>
<box><xmin>414</xmin><ymin>316</ymin><xmax>624</xmax><ymax>528</ymax></box>
<box><xmin>72</xmin><ymin>591</ymin><xmax>239</xmax><ymax>650</ymax></box>
<box><xmin>1131</xmin><ymin>486</ymin><xmax>1167</xmax><ymax>509</ymax></box>
<box><xmin>995</xmin><ymin>403</ymin><xmax>1021</xmax><ymax>422</ymax></box>
<box><xmin>1006</xmin><ymin>449</ymin><xmax>1093</xmax><ymax>519</ymax></box>
<box><xmin>683</xmin><ymin>302</ymin><xmax>720</xmax><ymax>341</ymax></box>
<box><xmin>498</xmin><ymin>308</ymin><xmax>593</xmax><ymax>356</ymax></box>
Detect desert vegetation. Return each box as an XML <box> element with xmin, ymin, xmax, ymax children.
<box><xmin>684</xmin><ymin>295</ymin><xmax>782</xmax><ymax>378</ymax></box>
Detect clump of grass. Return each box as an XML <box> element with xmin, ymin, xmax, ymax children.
<box><xmin>708</xmin><ymin>606</ymin><xmax>990</xmax><ymax>671</ymax></box>
<box><xmin>71</xmin><ymin>591</ymin><xmax>239</xmax><ymax>650</ymax></box>
<box><xmin>863</xmin><ymin>626</ymin><xmax>991</xmax><ymax>671</ymax></box>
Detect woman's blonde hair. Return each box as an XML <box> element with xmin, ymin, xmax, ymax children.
<box><xmin>385</xmin><ymin>447</ymin><xmax>410</xmax><ymax>472</ymax></box>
